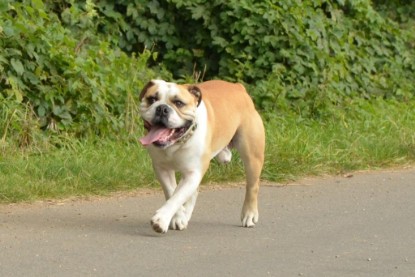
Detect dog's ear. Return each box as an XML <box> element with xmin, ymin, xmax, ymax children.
<box><xmin>188</xmin><ymin>85</ymin><xmax>202</xmax><ymax>107</ymax></box>
<box><xmin>139</xmin><ymin>81</ymin><xmax>155</xmax><ymax>101</ymax></box>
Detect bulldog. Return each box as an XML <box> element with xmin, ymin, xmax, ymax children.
<box><xmin>139</xmin><ymin>80</ymin><xmax>265</xmax><ymax>233</ymax></box>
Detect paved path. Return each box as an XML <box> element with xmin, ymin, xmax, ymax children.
<box><xmin>1</xmin><ymin>169</ymin><xmax>415</xmax><ymax>276</ymax></box>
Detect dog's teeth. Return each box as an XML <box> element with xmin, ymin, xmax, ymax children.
<box><xmin>165</xmin><ymin>129</ymin><xmax>175</xmax><ymax>140</ymax></box>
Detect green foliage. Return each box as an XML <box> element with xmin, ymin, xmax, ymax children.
<box><xmin>1</xmin><ymin>0</ymin><xmax>414</xmax><ymax>142</ymax></box>
<box><xmin>373</xmin><ymin>0</ymin><xmax>415</xmax><ymax>45</ymax></box>
<box><xmin>95</xmin><ymin>0</ymin><xmax>415</xmax><ymax>117</ymax></box>
<box><xmin>0</xmin><ymin>0</ymin><xmax>166</xmax><ymax>143</ymax></box>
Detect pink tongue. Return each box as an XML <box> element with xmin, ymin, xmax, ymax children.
<box><xmin>139</xmin><ymin>126</ymin><xmax>171</xmax><ymax>146</ymax></box>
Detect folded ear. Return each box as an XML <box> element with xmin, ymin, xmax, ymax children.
<box><xmin>188</xmin><ymin>85</ymin><xmax>202</xmax><ymax>107</ymax></box>
<box><xmin>139</xmin><ymin>81</ymin><xmax>155</xmax><ymax>101</ymax></box>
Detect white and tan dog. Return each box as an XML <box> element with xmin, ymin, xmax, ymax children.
<box><xmin>139</xmin><ymin>80</ymin><xmax>265</xmax><ymax>233</ymax></box>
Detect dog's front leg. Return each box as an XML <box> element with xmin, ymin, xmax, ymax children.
<box><xmin>153</xmin><ymin>166</ymin><xmax>196</xmax><ymax>230</ymax></box>
<box><xmin>151</xmin><ymin>172</ymin><xmax>202</xmax><ymax>233</ymax></box>
<box><xmin>153</xmin><ymin>166</ymin><xmax>176</xmax><ymax>200</ymax></box>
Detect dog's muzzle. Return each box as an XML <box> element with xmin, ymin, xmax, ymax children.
<box><xmin>139</xmin><ymin>104</ymin><xmax>197</xmax><ymax>148</ymax></box>
<box><xmin>153</xmin><ymin>104</ymin><xmax>172</xmax><ymax>127</ymax></box>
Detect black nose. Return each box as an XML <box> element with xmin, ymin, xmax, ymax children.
<box><xmin>156</xmin><ymin>104</ymin><xmax>170</xmax><ymax>116</ymax></box>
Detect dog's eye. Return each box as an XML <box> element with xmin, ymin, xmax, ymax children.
<box><xmin>174</xmin><ymin>100</ymin><xmax>185</xmax><ymax>108</ymax></box>
<box><xmin>147</xmin><ymin>96</ymin><xmax>158</xmax><ymax>105</ymax></box>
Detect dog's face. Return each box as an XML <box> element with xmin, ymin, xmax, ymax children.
<box><xmin>139</xmin><ymin>80</ymin><xmax>202</xmax><ymax>148</ymax></box>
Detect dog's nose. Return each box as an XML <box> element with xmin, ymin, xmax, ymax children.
<box><xmin>156</xmin><ymin>105</ymin><xmax>170</xmax><ymax>116</ymax></box>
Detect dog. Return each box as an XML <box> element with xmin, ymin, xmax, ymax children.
<box><xmin>139</xmin><ymin>80</ymin><xmax>265</xmax><ymax>233</ymax></box>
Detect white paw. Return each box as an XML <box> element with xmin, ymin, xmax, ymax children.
<box><xmin>151</xmin><ymin>213</ymin><xmax>170</xmax><ymax>234</ymax></box>
<box><xmin>241</xmin><ymin>209</ymin><xmax>258</xmax><ymax>228</ymax></box>
<box><xmin>183</xmin><ymin>206</ymin><xmax>193</xmax><ymax>222</ymax></box>
<box><xmin>169</xmin><ymin>209</ymin><xmax>188</xmax><ymax>231</ymax></box>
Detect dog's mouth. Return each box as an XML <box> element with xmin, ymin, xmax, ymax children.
<box><xmin>139</xmin><ymin>121</ymin><xmax>193</xmax><ymax>147</ymax></box>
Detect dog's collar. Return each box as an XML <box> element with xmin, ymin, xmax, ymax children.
<box><xmin>176</xmin><ymin>121</ymin><xmax>197</xmax><ymax>144</ymax></box>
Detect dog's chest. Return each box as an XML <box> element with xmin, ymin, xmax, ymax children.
<box><xmin>148</xmin><ymin>144</ymin><xmax>202</xmax><ymax>171</ymax></box>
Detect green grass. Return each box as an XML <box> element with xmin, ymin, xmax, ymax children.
<box><xmin>0</xmin><ymin>141</ymin><xmax>156</xmax><ymax>203</ymax></box>
<box><xmin>263</xmin><ymin>99</ymin><xmax>415</xmax><ymax>180</ymax></box>
<box><xmin>1</xmin><ymin>100</ymin><xmax>414</xmax><ymax>203</ymax></box>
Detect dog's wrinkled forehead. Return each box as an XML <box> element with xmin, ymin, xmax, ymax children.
<box><xmin>140</xmin><ymin>80</ymin><xmax>177</xmax><ymax>100</ymax></box>
<box><xmin>139</xmin><ymin>80</ymin><xmax>202</xmax><ymax>107</ymax></box>
<box><xmin>156</xmin><ymin>80</ymin><xmax>181</xmax><ymax>99</ymax></box>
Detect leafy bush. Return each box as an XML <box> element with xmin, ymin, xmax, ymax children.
<box><xmin>0</xmin><ymin>0</ymin><xmax>166</xmax><ymax>143</ymax></box>
<box><xmin>373</xmin><ymin>0</ymin><xmax>415</xmax><ymax>45</ymax></box>
<box><xmin>1</xmin><ymin>0</ymin><xmax>414</xmax><ymax>146</ymax></box>
<box><xmin>94</xmin><ymin>0</ymin><xmax>415</xmax><ymax>116</ymax></box>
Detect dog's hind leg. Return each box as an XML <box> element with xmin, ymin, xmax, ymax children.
<box><xmin>234</xmin><ymin>114</ymin><xmax>265</xmax><ymax>227</ymax></box>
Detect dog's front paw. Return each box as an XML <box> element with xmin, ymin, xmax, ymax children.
<box><xmin>169</xmin><ymin>210</ymin><xmax>188</xmax><ymax>231</ymax></box>
<box><xmin>241</xmin><ymin>206</ymin><xmax>259</xmax><ymax>228</ymax></box>
<box><xmin>151</xmin><ymin>213</ymin><xmax>170</xmax><ymax>234</ymax></box>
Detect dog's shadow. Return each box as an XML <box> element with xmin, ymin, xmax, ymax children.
<box><xmin>3</xmin><ymin>208</ymin><xmax>160</xmax><ymax>237</ymax></box>
<box><xmin>4</xmin><ymin>207</ymin><xmax>244</xmax><ymax>239</ymax></box>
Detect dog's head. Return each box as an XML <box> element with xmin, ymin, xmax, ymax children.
<box><xmin>138</xmin><ymin>80</ymin><xmax>202</xmax><ymax>148</ymax></box>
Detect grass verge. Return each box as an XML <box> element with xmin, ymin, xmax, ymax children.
<box><xmin>263</xmin><ymin>100</ymin><xmax>415</xmax><ymax>180</ymax></box>
<box><xmin>1</xmin><ymin>100</ymin><xmax>414</xmax><ymax>203</ymax></box>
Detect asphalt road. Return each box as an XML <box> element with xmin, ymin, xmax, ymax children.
<box><xmin>1</xmin><ymin>169</ymin><xmax>415</xmax><ymax>276</ymax></box>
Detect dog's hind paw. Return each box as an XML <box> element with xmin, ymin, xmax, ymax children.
<box><xmin>241</xmin><ymin>209</ymin><xmax>259</xmax><ymax>228</ymax></box>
